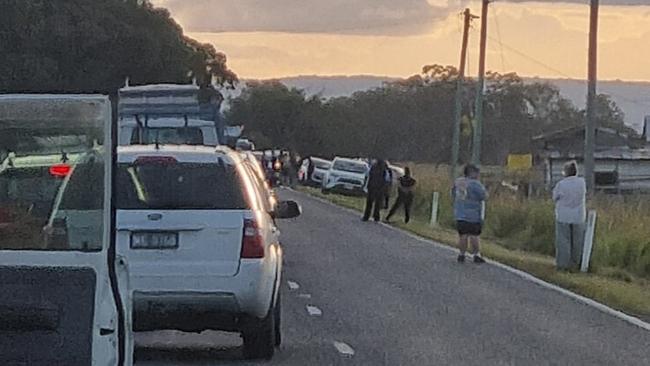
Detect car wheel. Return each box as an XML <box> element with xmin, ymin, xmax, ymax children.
<box><xmin>274</xmin><ymin>291</ymin><xmax>282</xmax><ymax>346</ymax></box>
<box><xmin>242</xmin><ymin>308</ymin><xmax>276</xmax><ymax>360</ymax></box>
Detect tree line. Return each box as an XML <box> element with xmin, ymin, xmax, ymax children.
<box><xmin>226</xmin><ymin>65</ymin><xmax>633</xmax><ymax>165</ymax></box>
<box><xmin>0</xmin><ymin>0</ymin><xmax>237</xmax><ymax>94</ymax></box>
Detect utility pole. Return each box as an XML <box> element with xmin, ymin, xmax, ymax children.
<box><xmin>585</xmin><ymin>0</ymin><xmax>600</xmax><ymax>193</ymax></box>
<box><xmin>471</xmin><ymin>0</ymin><xmax>490</xmax><ymax>166</ymax></box>
<box><xmin>451</xmin><ymin>9</ymin><xmax>477</xmax><ymax>180</ymax></box>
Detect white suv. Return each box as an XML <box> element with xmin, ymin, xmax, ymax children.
<box><xmin>321</xmin><ymin>157</ymin><xmax>369</xmax><ymax>195</ymax></box>
<box><xmin>114</xmin><ymin>145</ymin><xmax>299</xmax><ymax>359</ymax></box>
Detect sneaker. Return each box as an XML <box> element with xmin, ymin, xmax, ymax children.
<box><xmin>473</xmin><ymin>256</ymin><xmax>486</xmax><ymax>264</ymax></box>
<box><xmin>457</xmin><ymin>254</ymin><xmax>466</xmax><ymax>263</ymax></box>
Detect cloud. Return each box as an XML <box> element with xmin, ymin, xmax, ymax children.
<box><xmin>153</xmin><ymin>0</ymin><xmax>470</xmax><ymax>35</ymax></box>
<box><xmin>153</xmin><ymin>0</ymin><xmax>648</xmax><ymax>36</ymax></box>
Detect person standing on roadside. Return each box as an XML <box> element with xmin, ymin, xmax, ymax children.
<box><xmin>383</xmin><ymin>166</ymin><xmax>394</xmax><ymax>209</ymax></box>
<box><xmin>385</xmin><ymin>166</ymin><xmax>416</xmax><ymax>223</ymax></box>
<box><xmin>452</xmin><ymin>164</ymin><xmax>487</xmax><ymax>264</ymax></box>
<box><xmin>363</xmin><ymin>159</ymin><xmax>388</xmax><ymax>222</ymax></box>
<box><xmin>552</xmin><ymin>161</ymin><xmax>586</xmax><ymax>271</ymax></box>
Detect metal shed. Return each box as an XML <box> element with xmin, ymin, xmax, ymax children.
<box><xmin>533</xmin><ymin>126</ymin><xmax>650</xmax><ymax>192</ymax></box>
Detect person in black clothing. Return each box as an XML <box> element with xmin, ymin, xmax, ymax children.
<box><xmin>385</xmin><ymin>167</ymin><xmax>417</xmax><ymax>223</ymax></box>
<box><xmin>363</xmin><ymin>159</ymin><xmax>388</xmax><ymax>222</ymax></box>
<box><xmin>383</xmin><ymin>167</ymin><xmax>393</xmax><ymax>209</ymax></box>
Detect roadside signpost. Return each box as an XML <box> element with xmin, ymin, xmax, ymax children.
<box><xmin>581</xmin><ymin>210</ymin><xmax>598</xmax><ymax>273</ymax></box>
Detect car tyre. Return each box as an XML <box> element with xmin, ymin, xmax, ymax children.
<box><xmin>242</xmin><ymin>308</ymin><xmax>276</xmax><ymax>360</ymax></box>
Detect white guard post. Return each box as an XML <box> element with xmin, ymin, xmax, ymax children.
<box><xmin>430</xmin><ymin>192</ymin><xmax>440</xmax><ymax>227</ymax></box>
<box><xmin>581</xmin><ymin>210</ymin><xmax>598</xmax><ymax>273</ymax></box>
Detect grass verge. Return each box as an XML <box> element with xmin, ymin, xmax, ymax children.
<box><xmin>297</xmin><ymin>186</ymin><xmax>650</xmax><ymax>322</ymax></box>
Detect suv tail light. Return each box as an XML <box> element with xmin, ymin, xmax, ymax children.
<box><xmin>241</xmin><ymin>219</ymin><xmax>264</xmax><ymax>258</ymax></box>
<box><xmin>49</xmin><ymin>163</ymin><xmax>71</xmax><ymax>178</ymax></box>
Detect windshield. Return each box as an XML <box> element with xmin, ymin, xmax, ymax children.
<box><xmin>116</xmin><ymin>162</ymin><xmax>247</xmax><ymax>210</ymax></box>
<box><xmin>314</xmin><ymin>160</ymin><xmax>331</xmax><ymax>169</ymax></box>
<box><xmin>332</xmin><ymin>160</ymin><xmax>367</xmax><ymax>174</ymax></box>
<box><xmin>131</xmin><ymin>127</ymin><xmax>204</xmax><ymax>145</ymax></box>
<box><xmin>0</xmin><ymin>97</ymin><xmax>107</xmax><ymax>252</ymax></box>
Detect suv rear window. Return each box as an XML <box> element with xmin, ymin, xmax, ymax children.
<box><xmin>116</xmin><ymin>161</ymin><xmax>248</xmax><ymax>210</ymax></box>
<box><xmin>130</xmin><ymin>127</ymin><xmax>204</xmax><ymax>145</ymax></box>
<box><xmin>332</xmin><ymin>160</ymin><xmax>367</xmax><ymax>173</ymax></box>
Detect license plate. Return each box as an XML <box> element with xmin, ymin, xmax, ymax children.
<box><xmin>131</xmin><ymin>232</ymin><xmax>178</xmax><ymax>249</ymax></box>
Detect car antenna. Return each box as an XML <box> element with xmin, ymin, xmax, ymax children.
<box><xmin>135</xmin><ymin>114</ymin><xmax>144</xmax><ymax>144</ymax></box>
<box><xmin>154</xmin><ymin>129</ymin><xmax>160</xmax><ymax>150</ymax></box>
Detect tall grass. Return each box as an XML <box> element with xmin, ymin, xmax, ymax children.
<box><xmin>405</xmin><ymin>164</ymin><xmax>650</xmax><ymax>279</ymax></box>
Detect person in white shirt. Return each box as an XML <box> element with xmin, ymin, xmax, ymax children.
<box><xmin>552</xmin><ymin>161</ymin><xmax>587</xmax><ymax>270</ymax></box>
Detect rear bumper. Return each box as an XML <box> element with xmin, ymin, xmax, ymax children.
<box><xmin>128</xmin><ymin>254</ymin><xmax>281</xmax><ymax>332</ymax></box>
<box><xmin>132</xmin><ymin>291</ymin><xmax>244</xmax><ymax>332</ymax></box>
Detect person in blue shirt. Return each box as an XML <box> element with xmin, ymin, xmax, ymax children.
<box><xmin>452</xmin><ymin>164</ymin><xmax>488</xmax><ymax>263</ymax></box>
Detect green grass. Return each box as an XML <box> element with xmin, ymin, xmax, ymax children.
<box><xmin>298</xmin><ymin>186</ymin><xmax>650</xmax><ymax>321</ymax></box>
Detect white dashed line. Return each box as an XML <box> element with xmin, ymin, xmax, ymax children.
<box><xmin>333</xmin><ymin>341</ymin><xmax>355</xmax><ymax>357</ymax></box>
<box><xmin>298</xmin><ymin>293</ymin><xmax>312</xmax><ymax>299</ymax></box>
<box><xmin>287</xmin><ymin>281</ymin><xmax>300</xmax><ymax>290</ymax></box>
<box><xmin>306</xmin><ymin>305</ymin><xmax>322</xmax><ymax>316</ymax></box>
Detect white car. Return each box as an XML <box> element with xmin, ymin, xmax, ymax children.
<box><xmin>298</xmin><ymin>157</ymin><xmax>332</xmax><ymax>186</ymax></box>
<box><xmin>114</xmin><ymin>145</ymin><xmax>300</xmax><ymax>360</ymax></box>
<box><xmin>1</xmin><ymin>95</ymin><xmax>131</xmax><ymax>365</ymax></box>
<box><xmin>321</xmin><ymin>157</ymin><xmax>370</xmax><ymax>195</ymax></box>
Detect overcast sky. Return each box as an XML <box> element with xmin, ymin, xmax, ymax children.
<box><xmin>152</xmin><ymin>0</ymin><xmax>650</xmax><ymax>80</ymax></box>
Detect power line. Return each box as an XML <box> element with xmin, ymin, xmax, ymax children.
<box><xmin>486</xmin><ymin>35</ymin><xmax>650</xmax><ymax>108</ymax></box>
<box><xmin>492</xmin><ymin>5</ymin><xmax>507</xmax><ymax>72</ymax></box>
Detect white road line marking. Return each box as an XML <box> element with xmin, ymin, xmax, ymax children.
<box><xmin>333</xmin><ymin>341</ymin><xmax>355</xmax><ymax>357</ymax></box>
<box><xmin>306</xmin><ymin>305</ymin><xmax>322</xmax><ymax>316</ymax></box>
<box><xmin>292</xmin><ymin>190</ymin><xmax>650</xmax><ymax>333</ymax></box>
<box><xmin>298</xmin><ymin>293</ymin><xmax>312</xmax><ymax>299</ymax></box>
<box><xmin>287</xmin><ymin>281</ymin><xmax>300</xmax><ymax>290</ymax></box>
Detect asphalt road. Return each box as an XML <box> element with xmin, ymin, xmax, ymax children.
<box><xmin>136</xmin><ymin>189</ymin><xmax>650</xmax><ymax>366</ymax></box>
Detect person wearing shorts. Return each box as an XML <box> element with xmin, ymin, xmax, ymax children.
<box><xmin>452</xmin><ymin>164</ymin><xmax>487</xmax><ymax>263</ymax></box>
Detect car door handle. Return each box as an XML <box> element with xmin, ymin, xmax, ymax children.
<box><xmin>100</xmin><ymin>327</ymin><xmax>115</xmax><ymax>336</ymax></box>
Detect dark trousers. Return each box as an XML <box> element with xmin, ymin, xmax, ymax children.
<box><xmin>363</xmin><ymin>190</ymin><xmax>383</xmax><ymax>221</ymax></box>
<box><xmin>386</xmin><ymin>192</ymin><xmax>414</xmax><ymax>223</ymax></box>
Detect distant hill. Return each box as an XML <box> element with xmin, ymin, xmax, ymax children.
<box><xmin>277</xmin><ymin>75</ymin><xmax>650</xmax><ymax>133</ymax></box>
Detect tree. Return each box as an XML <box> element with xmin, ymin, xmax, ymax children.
<box><xmin>226</xmin><ymin>65</ymin><xmax>631</xmax><ymax>165</ymax></box>
<box><xmin>0</xmin><ymin>0</ymin><xmax>237</xmax><ymax>94</ymax></box>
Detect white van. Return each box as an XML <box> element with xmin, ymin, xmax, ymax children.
<box><xmin>0</xmin><ymin>95</ymin><xmax>131</xmax><ymax>365</ymax></box>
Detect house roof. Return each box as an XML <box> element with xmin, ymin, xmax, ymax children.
<box><xmin>532</xmin><ymin>126</ymin><xmax>629</xmax><ymax>142</ymax></box>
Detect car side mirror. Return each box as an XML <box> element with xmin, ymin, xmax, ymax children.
<box><xmin>273</xmin><ymin>200</ymin><xmax>301</xmax><ymax>219</ymax></box>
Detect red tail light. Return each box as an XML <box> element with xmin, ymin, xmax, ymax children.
<box><xmin>241</xmin><ymin>219</ymin><xmax>265</xmax><ymax>258</ymax></box>
<box><xmin>49</xmin><ymin>163</ymin><xmax>71</xmax><ymax>178</ymax></box>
